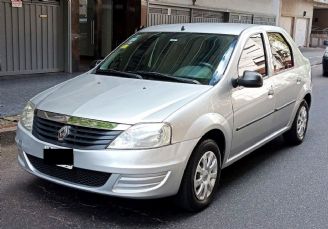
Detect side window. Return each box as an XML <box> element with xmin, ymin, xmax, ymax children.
<box><xmin>238</xmin><ymin>33</ymin><xmax>267</xmax><ymax>77</ymax></box>
<box><xmin>268</xmin><ymin>32</ymin><xmax>294</xmax><ymax>73</ymax></box>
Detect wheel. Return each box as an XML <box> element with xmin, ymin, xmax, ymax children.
<box><xmin>283</xmin><ymin>100</ymin><xmax>309</xmax><ymax>145</ymax></box>
<box><xmin>323</xmin><ymin>64</ymin><xmax>328</xmax><ymax>76</ymax></box>
<box><xmin>176</xmin><ymin>139</ymin><xmax>221</xmax><ymax>212</ymax></box>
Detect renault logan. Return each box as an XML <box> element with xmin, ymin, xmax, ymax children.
<box><xmin>16</xmin><ymin>23</ymin><xmax>312</xmax><ymax>211</ymax></box>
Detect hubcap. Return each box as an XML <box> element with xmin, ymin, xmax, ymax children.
<box><xmin>194</xmin><ymin>151</ymin><xmax>218</xmax><ymax>201</ymax></box>
<box><xmin>296</xmin><ymin>106</ymin><xmax>308</xmax><ymax>139</ymax></box>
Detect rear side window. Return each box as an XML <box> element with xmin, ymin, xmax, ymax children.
<box><xmin>238</xmin><ymin>34</ymin><xmax>267</xmax><ymax>77</ymax></box>
<box><xmin>268</xmin><ymin>33</ymin><xmax>294</xmax><ymax>73</ymax></box>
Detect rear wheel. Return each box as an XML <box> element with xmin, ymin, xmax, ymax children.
<box><xmin>176</xmin><ymin>139</ymin><xmax>221</xmax><ymax>212</ymax></box>
<box><xmin>283</xmin><ymin>100</ymin><xmax>309</xmax><ymax>145</ymax></box>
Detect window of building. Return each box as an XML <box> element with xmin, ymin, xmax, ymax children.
<box><xmin>238</xmin><ymin>33</ymin><xmax>267</xmax><ymax>77</ymax></box>
<box><xmin>79</xmin><ymin>0</ymin><xmax>88</xmax><ymax>23</ymax></box>
<box><xmin>268</xmin><ymin>32</ymin><xmax>294</xmax><ymax>73</ymax></box>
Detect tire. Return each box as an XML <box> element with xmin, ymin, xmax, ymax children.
<box><xmin>283</xmin><ymin>100</ymin><xmax>309</xmax><ymax>145</ymax></box>
<box><xmin>176</xmin><ymin>139</ymin><xmax>221</xmax><ymax>212</ymax></box>
<box><xmin>323</xmin><ymin>64</ymin><xmax>328</xmax><ymax>76</ymax></box>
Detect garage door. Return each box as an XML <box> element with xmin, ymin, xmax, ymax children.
<box><xmin>229</xmin><ymin>13</ymin><xmax>252</xmax><ymax>24</ymax></box>
<box><xmin>147</xmin><ymin>5</ymin><xmax>228</xmax><ymax>26</ymax></box>
<box><xmin>147</xmin><ymin>5</ymin><xmax>190</xmax><ymax>26</ymax></box>
<box><xmin>191</xmin><ymin>9</ymin><xmax>225</xmax><ymax>23</ymax></box>
<box><xmin>0</xmin><ymin>0</ymin><xmax>64</xmax><ymax>76</ymax></box>
<box><xmin>294</xmin><ymin>18</ymin><xmax>309</xmax><ymax>47</ymax></box>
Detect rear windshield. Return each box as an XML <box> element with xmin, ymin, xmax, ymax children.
<box><xmin>98</xmin><ymin>32</ymin><xmax>237</xmax><ymax>85</ymax></box>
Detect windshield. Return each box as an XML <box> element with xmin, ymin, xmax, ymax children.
<box><xmin>98</xmin><ymin>32</ymin><xmax>237</xmax><ymax>85</ymax></box>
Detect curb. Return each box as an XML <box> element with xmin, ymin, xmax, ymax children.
<box><xmin>312</xmin><ymin>62</ymin><xmax>322</xmax><ymax>66</ymax></box>
<box><xmin>0</xmin><ymin>116</ymin><xmax>19</xmax><ymax>133</ymax></box>
<box><xmin>0</xmin><ymin>125</ymin><xmax>17</xmax><ymax>133</ymax></box>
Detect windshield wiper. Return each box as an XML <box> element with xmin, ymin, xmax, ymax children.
<box><xmin>95</xmin><ymin>69</ymin><xmax>143</xmax><ymax>79</ymax></box>
<box><xmin>130</xmin><ymin>71</ymin><xmax>201</xmax><ymax>84</ymax></box>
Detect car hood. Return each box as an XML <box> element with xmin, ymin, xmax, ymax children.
<box><xmin>33</xmin><ymin>73</ymin><xmax>211</xmax><ymax>124</ymax></box>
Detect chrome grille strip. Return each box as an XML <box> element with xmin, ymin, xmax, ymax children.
<box><xmin>36</xmin><ymin>110</ymin><xmax>131</xmax><ymax>131</ymax></box>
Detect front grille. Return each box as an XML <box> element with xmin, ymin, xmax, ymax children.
<box><xmin>32</xmin><ymin>116</ymin><xmax>122</xmax><ymax>150</ymax></box>
<box><xmin>27</xmin><ymin>154</ymin><xmax>111</xmax><ymax>187</ymax></box>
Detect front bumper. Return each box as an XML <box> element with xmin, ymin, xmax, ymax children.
<box><xmin>16</xmin><ymin>123</ymin><xmax>199</xmax><ymax>199</ymax></box>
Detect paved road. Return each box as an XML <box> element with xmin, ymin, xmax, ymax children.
<box><xmin>1</xmin><ymin>65</ymin><xmax>328</xmax><ymax>229</ymax></box>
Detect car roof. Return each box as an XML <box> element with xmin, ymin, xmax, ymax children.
<box><xmin>140</xmin><ymin>23</ymin><xmax>280</xmax><ymax>35</ymax></box>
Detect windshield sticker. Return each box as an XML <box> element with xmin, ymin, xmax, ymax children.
<box><xmin>120</xmin><ymin>44</ymin><xmax>129</xmax><ymax>49</ymax></box>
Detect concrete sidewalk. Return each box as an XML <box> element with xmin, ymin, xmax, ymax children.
<box><xmin>0</xmin><ymin>72</ymin><xmax>79</xmax><ymax>117</ymax></box>
<box><xmin>0</xmin><ymin>72</ymin><xmax>79</xmax><ymax>131</ymax></box>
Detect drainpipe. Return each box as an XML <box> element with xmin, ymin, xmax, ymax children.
<box><xmin>147</xmin><ymin>0</ymin><xmax>150</xmax><ymax>27</ymax></box>
<box><xmin>66</xmin><ymin>0</ymin><xmax>72</xmax><ymax>73</ymax></box>
<box><xmin>274</xmin><ymin>0</ymin><xmax>281</xmax><ymax>26</ymax></box>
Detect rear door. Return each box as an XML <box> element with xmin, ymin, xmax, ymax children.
<box><xmin>230</xmin><ymin>33</ymin><xmax>276</xmax><ymax>157</ymax></box>
<box><xmin>266</xmin><ymin>32</ymin><xmax>302</xmax><ymax>131</ymax></box>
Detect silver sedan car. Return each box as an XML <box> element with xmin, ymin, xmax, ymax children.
<box><xmin>16</xmin><ymin>23</ymin><xmax>312</xmax><ymax>211</ymax></box>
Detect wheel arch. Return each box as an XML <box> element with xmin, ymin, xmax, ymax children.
<box><xmin>199</xmin><ymin>129</ymin><xmax>226</xmax><ymax>165</ymax></box>
<box><xmin>175</xmin><ymin>112</ymin><xmax>232</xmax><ymax>166</ymax></box>
<box><xmin>303</xmin><ymin>93</ymin><xmax>312</xmax><ymax>108</ymax></box>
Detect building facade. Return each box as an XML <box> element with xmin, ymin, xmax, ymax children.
<box><xmin>0</xmin><ymin>0</ymin><xmax>325</xmax><ymax>76</ymax></box>
<box><xmin>144</xmin><ymin>0</ymin><xmax>278</xmax><ymax>27</ymax></box>
<box><xmin>278</xmin><ymin>0</ymin><xmax>315</xmax><ymax>47</ymax></box>
<box><xmin>310</xmin><ymin>0</ymin><xmax>328</xmax><ymax>47</ymax></box>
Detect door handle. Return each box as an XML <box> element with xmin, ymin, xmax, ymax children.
<box><xmin>296</xmin><ymin>77</ymin><xmax>302</xmax><ymax>85</ymax></box>
<box><xmin>91</xmin><ymin>20</ymin><xmax>95</xmax><ymax>45</ymax></box>
<box><xmin>268</xmin><ymin>86</ymin><xmax>274</xmax><ymax>96</ymax></box>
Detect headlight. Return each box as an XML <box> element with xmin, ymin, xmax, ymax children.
<box><xmin>20</xmin><ymin>101</ymin><xmax>35</xmax><ymax>132</ymax></box>
<box><xmin>108</xmin><ymin>123</ymin><xmax>171</xmax><ymax>149</ymax></box>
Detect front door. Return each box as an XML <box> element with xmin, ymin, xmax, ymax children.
<box><xmin>294</xmin><ymin>18</ymin><xmax>309</xmax><ymax>47</ymax></box>
<box><xmin>79</xmin><ymin>0</ymin><xmax>113</xmax><ymax>69</ymax></box>
<box><xmin>79</xmin><ymin>0</ymin><xmax>96</xmax><ymax>57</ymax></box>
<box><xmin>230</xmin><ymin>33</ymin><xmax>275</xmax><ymax>157</ymax></box>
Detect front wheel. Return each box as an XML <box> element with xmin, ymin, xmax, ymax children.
<box><xmin>283</xmin><ymin>100</ymin><xmax>309</xmax><ymax>145</ymax></box>
<box><xmin>176</xmin><ymin>139</ymin><xmax>221</xmax><ymax>212</ymax></box>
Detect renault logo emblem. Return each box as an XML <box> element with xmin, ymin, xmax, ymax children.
<box><xmin>58</xmin><ymin>126</ymin><xmax>70</xmax><ymax>141</ymax></box>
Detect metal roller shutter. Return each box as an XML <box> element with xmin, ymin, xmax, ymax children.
<box><xmin>147</xmin><ymin>5</ymin><xmax>190</xmax><ymax>26</ymax></box>
<box><xmin>0</xmin><ymin>0</ymin><xmax>64</xmax><ymax>76</ymax></box>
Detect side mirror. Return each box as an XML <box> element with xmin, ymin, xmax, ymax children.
<box><xmin>232</xmin><ymin>71</ymin><xmax>263</xmax><ymax>88</ymax></box>
<box><xmin>89</xmin><ymin>59</ymin><xmax>103</xmax><ymax>69</ymax></box>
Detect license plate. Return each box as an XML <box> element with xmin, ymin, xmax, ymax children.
<box><xmin>43</xmin><ymin>148</ymin><xmax>73</xmax><ymax>167</ymax></box>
